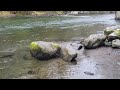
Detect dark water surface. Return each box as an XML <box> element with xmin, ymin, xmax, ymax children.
<box><xmin>0</xmin><ymin>14</ymin><xmax>120</xmax><ymax>79</ymax></box>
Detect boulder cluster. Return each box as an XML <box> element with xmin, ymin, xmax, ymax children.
<box><xmin>29</xmin><ymin>41</ymin><xmax>83</xmax><ymax>62</ymax></box>
<box><xmin>84</xmin><ymin>28</ymin><xmax>120</xmax><ymax>49</ymax></box>
<box><xmin>29</xmin><ymin>27</ymin><xmax>120</xmax><ymax>62</ymax></box>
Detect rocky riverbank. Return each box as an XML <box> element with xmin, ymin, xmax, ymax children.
<box><xmin>0</xmin><ymin>11</ymin><xmax>65</xmax><ymax>17</ymax></box>
<box><xmin>0</xmin><ymin>11</ymin><xmax>115</xmax><ymax>17</ymax></box>
<box><xmin>29</xmin><ymin>26</ymin><xmax>120</xmax><ymax>62</ymax></box>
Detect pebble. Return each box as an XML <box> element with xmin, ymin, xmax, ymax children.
<box><xmin>84</xmin><ymin>71</ymin><xmax>94</xmax><ymax>75</ymax></box>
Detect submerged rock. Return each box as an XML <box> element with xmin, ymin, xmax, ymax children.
<box><xmin>0</xmin><ymin>51</ymin><xmax>15</xmax><ymax>58</ymax></box>
<box><xmin>23</xmin><ymin>53</ymin><xmax>33</xmax><ymax>60</ymax></box>
<box><xmin>29</xmin><ymin>41</ymin><xmax>61</xmax><ymax>60</ymax></box>
<box><xmin>112</xmin><ymin>39</ymin><xmax>120</xmax><ymax>48</ymax></box>
<box><xmin>84</xmin><ymin>34</ymin><xmax>106</xmax><ymax>49</ymax></box>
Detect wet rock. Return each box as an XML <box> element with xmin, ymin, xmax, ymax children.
<box><xmin>71</xmin><ymin>59</ymin><xmax>77</xmax><ymax>65</ymax></box>
<box><xmin>104</xmin><ymin>39</ymin><xmax>112</xmax><ymax>47</ymax></box>
<box><xmin>60</xmin><ymin>44</ymin><xmax>77</xmax><ymax>62</ymax></box>
<box><xmin>104</xmin><ymin>28</ymin><xmax>115</xmax><ymax>36</ymax></box>
<box><xmin>107</xmin><ymin>29</ymin><xmax>120</xmax><ymax>41</ymax></box>
<box><xmin>29</xmin><ymin>41</ymin><xmax>61</xmax><ymax>60</ymax></box>
<box><xmin>84</xmin><ymin>71</ymin><xmax>94</xmax><ymax>75</ymax></box>
<box><xmin>112</xmin><ymin>39</ymin><xmax>120</xmax><ymax>48</ymax></box>
<box><xmin>23</xmin><ymin>53</ymin><xmax>33</xmax><ymax>60</ymax></box>
<box><xmin>84</xmin><ymin>34</ymin><xmax>106</xmax><ymax>49</ymax></box>
<box><xmin>0</xmin><ymin>51</ymin><xmax>14</xmax><ymax>58</ymax></box>
<box><xmin>69</xmin><ymin>42</ymin><xmax>83</xmax><ymax>50</ymax></box>
<box><xmin>78</xmin><ymin>46</ymin><xmax>83</xmax><ymax>50</ymax></box>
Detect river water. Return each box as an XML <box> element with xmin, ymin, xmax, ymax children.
<box><xmin>0</xmin><ymin>14</ymin><xmax>120</xmax><ymax>79</ymax></box>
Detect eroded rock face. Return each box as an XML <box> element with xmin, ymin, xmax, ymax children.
<box><xmin>84</xmin><ymin>34</ymin><xmax>106</xmax><ymax>49</ymax></box>
<box><xmin>29</xmin><ymin>41</ymin><xmax>61</xmax><ymax>60</ymax></box>
<box><xmin>112</xmin><ymin>39</ymin><xmax>120</xmax><ymax>48</ymax></box>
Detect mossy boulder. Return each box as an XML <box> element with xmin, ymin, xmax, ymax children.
<box><xmin>104</xmin><ymin>28</ymin><xmax>115</xmax><ymax>36</ymax></box>
<box><xmin>84</xmin><ymin>34</ymin><xmax>106</xmax><ymax>49</ymax></box>
<box><xmin>29</xmin><ymin>41</ymin><xmax>61</xmax><ymax>60</ymax></box>
<box><xmin>107</xmin><ymin>29</ymin><xmax>120</xmax><ymax>41</ymax></box>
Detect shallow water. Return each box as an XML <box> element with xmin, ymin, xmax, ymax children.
<box><xmin>0</xmin><ymin>14</ymin><xmax>120</xmax><ymax>79</ymax></box>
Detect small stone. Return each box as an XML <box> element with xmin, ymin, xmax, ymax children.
<box><xmin>78</xmin><ymin>46</ymin><xmax>83</xmax><ymax>50</ymax></box>
<box><xmin>84</xmin><ymin>71</ymin><xmax>94</xmax><ymax>75</ymax></box>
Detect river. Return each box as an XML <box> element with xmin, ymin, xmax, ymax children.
<box><xmin>0</xmin><ymin>14</ymin><xmax>120</xmax><ymax>79</ymax></box>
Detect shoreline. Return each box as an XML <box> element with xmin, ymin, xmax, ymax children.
<box><xmin>0</xmin><ymin>11</ymin><xmax>115</xmax><ymax>18</ymax></box>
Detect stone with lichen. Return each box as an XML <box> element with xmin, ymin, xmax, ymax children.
<box><xmin>29</xmin><ymin>41</ymin><xmax>61</xmax><ymax>60</ymax></box>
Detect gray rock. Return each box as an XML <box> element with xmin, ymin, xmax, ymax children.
<box><xmin>29</xmin><ymin>41</ymin><xmax>61</xmax><ymax>60</ymax></box>
<box><xmin>112</xmin><ymin>39</ymin><xmax>120</xmax><ymax>48</ymax></box>
<box><xmin>104</xmin><ymin>28</ymin><xmax>115</xmax><ymax>36</ymax></box>
<box><xmin>104</xmin><ymin>39</ymin><xmax>112</xmax><ymax>47</ymax></box>
<box><xmin>84</xmin><ymin>71</ymin><xmax>94</xmax><ymax>75</ymax></box>
<box><xmin>84</xmin><ymin>34</ymin><xmax>106</xmax><ymax>49</ymax></box>
<box><xmin>61</xmin><ymin>44</ymin><xmax>77</xmax><ymax>62</ymax></box>
<box><xmin>107</xmin><ymin>29</ymin><xmax>120</xmax><ymax>41</ymax></box>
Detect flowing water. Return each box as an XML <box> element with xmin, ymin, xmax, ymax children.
<box><xmin>0</xmin><ymin>14</ymin><xmax>120</xmax><ymax>79</ymax></box>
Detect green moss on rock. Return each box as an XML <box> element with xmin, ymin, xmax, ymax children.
<box><xmin>51</xmin><ymin>43</ymin><xmax>60</xmax><ymax>49</ymax></box>
<box><xmin>29</xmin><ymin>42</ymin><xmax>43</xmax><ymax>51</ymax></box>
<box><xmin>114</xmin><ymin>29</ymin><xmax>120</xmax><ymax>36</ymax></box>
<box><xmin>104</xmin><ymin>29</ymin><xmax>114</xmax><ymax>35</ymax></box>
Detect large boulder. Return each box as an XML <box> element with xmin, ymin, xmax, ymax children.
<box><xmin>84</xmin><ymin>34</ymin><xmax>106</xmax><ymax>49</ymax></box>
<box><xmin>29</xmin><ymin>41</ymin><xmax>61</xmax><ymax>60</ymax></box>
<box><xmin>112</xmin><ymin>39</ymin><xmax>120</xmax><ymax>48</ymax></box>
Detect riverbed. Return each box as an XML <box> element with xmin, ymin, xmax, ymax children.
<box><xmin>0</xmin><ymin>14</ymin><xmax>120</xmax><ymax>79</ymax></box>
